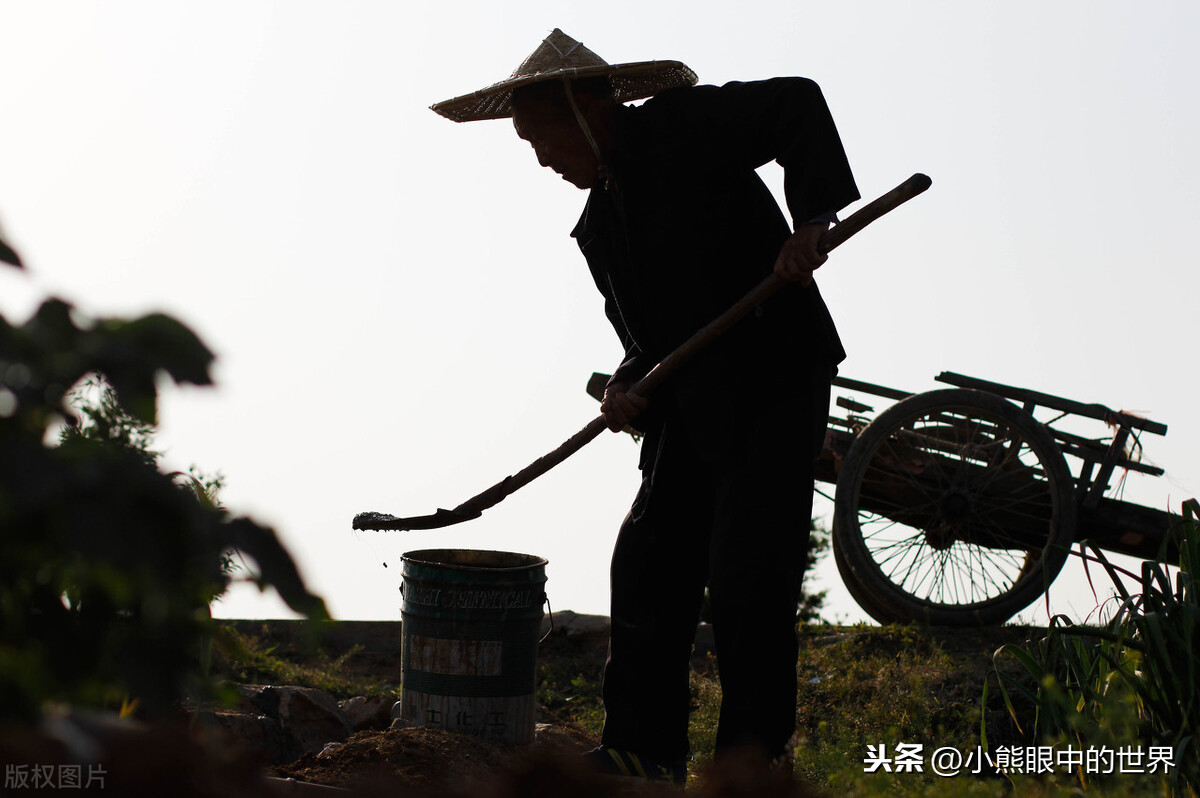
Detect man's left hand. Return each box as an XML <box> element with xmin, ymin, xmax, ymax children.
<box><xmin>600</xmin><ymin>381</ymin><xmax>648</xmax><ymax>433</ymax></box>
<box><xmin>773</xmin><ymin>222</ymin><xmax>829</xmax><ymax>285</ymax></box>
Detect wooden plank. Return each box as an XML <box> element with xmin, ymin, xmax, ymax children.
<box><xmin>1086</xmin><ymin>426</ymin><xmax>1131</xmax><ymax>509</ymax></box>
<box><xmin>832</xmin><ymin>376</ymin><xmax>913</xmax><ymax>402</ymax></box>
<box><xmin>836</xmin><ymin>395</ymin><xmax>875</xmax><ymax>414</ymax></box>
<box><xmin>1077</xmin><ymin>498</ymin><xmax>1179</xmax><ymax>564</ymax></box>
<box><xmin>1047</xmin><ymin>427</ymin><xmax>1110</xmax><ymax>458</ymax></box>
<box><xmin>936</xmin><ymin>371</ymin><xmax>1168</xmax><ymax>436</ymax></box>
<box><xmin>1049</xmin><ymin>428</ymin><xmax>1166</xmax><ymax>477</ymax></box>
<box><xmin>1055</xmin><ymin>443</ymin><xmax>1165</xmax><ymax>477</ymax></box>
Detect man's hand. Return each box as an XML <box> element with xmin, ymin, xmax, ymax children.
<box><xmin>773</xmin><ymin>222</ymin><xmax>829</xmax><ymax>285</ymax></box>
<box><xmin>600</xmin><ymin>381</ymin><xmax>649</xmax><ymax>432</ymax></box>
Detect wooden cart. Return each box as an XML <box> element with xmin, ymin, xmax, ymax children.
<box><xmin>820</xmin><ymin>371</ymin><xmax>1176</xmax><ymax>626</ymax></box>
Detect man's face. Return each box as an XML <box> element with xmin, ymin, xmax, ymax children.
<box><xmin>512</xmin><ymin>96</ymin><xmax>599</xmax><ymax>190</ymax></box>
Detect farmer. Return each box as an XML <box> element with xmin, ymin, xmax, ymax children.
<box><xmin>432</xmin><ymin>29</ymin><xmax>859</xmax><ymax>782</ymax></box>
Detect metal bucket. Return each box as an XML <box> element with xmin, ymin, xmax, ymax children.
<box><xmin>399</xmin><ymin>548</ymin><xmax>548</xmax><ymax>744</ymax></box>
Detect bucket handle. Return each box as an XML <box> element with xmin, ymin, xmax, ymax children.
<box><xmin>539</xmin><ymin>595</ymin><xmax>554</xmax><ymax>643</ymax></box>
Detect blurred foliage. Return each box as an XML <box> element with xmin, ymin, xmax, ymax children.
<box><xmin>0</xmin><ymin>221</ymin><xmax>20</xmax><ymax>268</ymax></box>
<box><xmin>0</xmin><ymin>227</ymin><xmax>328</xmax><ymax>722</ymax></box>
<box><xmin>62</xmin><ymin>376</ymin><xmax>161</xmax><ymax>464</ymax></box>
<box><xmin>62</xmin><ymin>377</ymin><xmax>236</xmax><ymax>581</ymax></box>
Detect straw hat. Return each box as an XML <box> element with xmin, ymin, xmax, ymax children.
<box><xmin>431</xmin><ymin>28</ymin><xmax>697</xmax><ymax>122</ymax></box>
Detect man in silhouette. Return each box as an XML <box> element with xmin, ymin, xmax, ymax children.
<box><xmin>433</xmin><ymin>29</ymin><xmax>859</xmax><ymax>781</ymax></box>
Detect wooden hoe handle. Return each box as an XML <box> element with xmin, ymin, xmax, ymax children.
<box><xmin>353</xmin><ymin>173</ymin><xmax>932</xmax><ymax>532</ymax></box>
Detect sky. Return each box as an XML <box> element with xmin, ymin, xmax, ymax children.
<box><xmin>1</xmin><ymin>2</ymin><xmax>1197</xmax><ymax>625</ymax></box>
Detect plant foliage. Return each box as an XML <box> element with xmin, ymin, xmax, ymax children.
<box><xmin>0</xmin><ymin>231</ymin><xmax>328</xmax><ymax>722</ymax></box>
<box><xmin>989</xmin><ymin>499</ymin><xmax>1200</xmax><ymax>791</ymax></box>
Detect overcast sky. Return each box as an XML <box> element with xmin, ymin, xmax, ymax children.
<box><xmin>1</xmin><ymin>2</ymin><xmax>1197</xmax><ymax>625</ymax></box>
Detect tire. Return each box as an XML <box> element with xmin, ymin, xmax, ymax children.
<box><xmin>833</xmin><ymin>389</ymin><xmax>1077</xmax><ymax>626</ymax></box>
<box><xmin>832</xmin><ymin>517</ymin><xmax>907</xmax><ymax>624</ymax></box>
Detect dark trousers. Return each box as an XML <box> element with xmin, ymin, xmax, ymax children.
<box><xmin>599</xmin><ymin>360</ymin><xmax>831</xmax><ymax>763</ymax></box>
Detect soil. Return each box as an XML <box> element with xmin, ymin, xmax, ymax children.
<box><xmin>270</xmin><ymin>723</ymin><xmax>822</xmax><ymax>797</ymax></box>
<box><xmin>237</xmin><ymin>621</ymin><xmax>1040</xmax><ymax>796</ymax></box>
<box><xmin>270</xmin><ymin>722</ymin><xmax>613</xmax><ymax>796</ymax></box>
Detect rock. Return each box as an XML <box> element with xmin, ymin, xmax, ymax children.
<box><xmin>543</xmin><ymin>612</ymin><xmax>714</xmax><ymax>655</ymax></box>
<box><xmin>275</xmin><ymin>687</ymin><xmax>353</xmax><ymax>756</ymax></box>
<box><xmin>544</xmin><ymin>610</ymin><xmax>610</xmax><ymax>645</ymax></box>
<box><xmin>192</xmin><ymin>709</ymin><xmax>293</xmax><ymax>765</ymax></box>
<box><xmin>337</xmin><ymin>695</ymin><xmax>394</xmax><ymax>732</ymax></box>
<box><xmin>317</xmin><ymin>741</ymin><xmax>345</xmax><ymax>759</ymax></box>
<box><xmin>237</xmin><ymin>684</ymin><xmax>282</xmax><ymax>717</ymax></box>
<box><xmin>230</xmin><ymin>685</ymin><xmax>352</xmax><ymax>759</ymax></box>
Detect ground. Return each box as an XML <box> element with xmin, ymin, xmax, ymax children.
<box><xmin>209</xmin><ymin>619</ymin><xmax>1044</xmax><ymax>796</ymax></box>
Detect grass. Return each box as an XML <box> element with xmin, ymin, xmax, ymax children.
<box><xmin>988</xmin><ymin>499</ymin><xmax>1200</xmax><ymax>797</ymax></box>
<box><xmin>212</xmin><ymin>617</ymin><xmax>1183</xmax><ymax>795</ymax></box>
<box><xmin>789</xmin><ymin>624</ymin><xmax>1019</xmax><ymax>796</ymax></box>
<box><xmin>534</xmin><ymin>622</ymin><xmax>1179</xmax><ymax>796</ymax></box>
<box><xmin>211</xmin><ymin>625</ymin><xmax>394</xmax><ymax>700</ymax></box>
<box><xmin>536</xmin><ymin>632</ymin><xmax>606</xmax><ymax>734</ymax></box>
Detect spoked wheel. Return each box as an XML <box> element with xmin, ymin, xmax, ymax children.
<box><xmin>833</xmin><ymin>389</ymin><xmax>1077</xmax><ymax>626</ymax></box>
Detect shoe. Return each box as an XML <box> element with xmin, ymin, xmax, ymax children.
<box><xmin>582</xmin><ymin>746</ymin><xmax>687</xmax><ymax>786</ymax></box>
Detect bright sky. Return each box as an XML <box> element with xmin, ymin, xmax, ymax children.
<box><xmin>1</xmin><ymin>2</ymin><xmax>1197</xmax><ymax>625</ymax></box>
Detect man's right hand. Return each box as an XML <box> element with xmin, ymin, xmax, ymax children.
<box><xmin>600</xmin><ymin>381</ymin><xmax>649</xmax><ymax>432</ymax></box>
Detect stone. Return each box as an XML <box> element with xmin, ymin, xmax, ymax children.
<box><xmin>337</xmin><ymin>695</ymin><xmax>394</xmax><ymax>732</ymax></box>
<box><xmin>317</xmin><ymin>741</ymin><xmax>345</xmax><ymax>758</ymax></box>
<box><xmin>191</xmin><ymin>709</ymin><xmax>293</xmax><ymax>765</ymax></box>
<box><xmin>543</xmin><ymin>610</ymin><xmax>610</xmax><ymax>646</ymax></box>
<box><xmin>237</xmin><ymin>684</ymin><xmax>281</xmax><ymax>717</ymax></box>
<box><xmin>274</xmin><ymin>687</ymin><xmax>353</xmax><ymax>756</ymax></box>
<box><xmin>232</xmin><ymin>685</ymin><xmax>352</xmax><ymax>758</ymax></box>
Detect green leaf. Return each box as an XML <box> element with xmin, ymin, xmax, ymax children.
<box><xmin>104</xmin><ymin>371</ymin><xmax>159</xmax><ymax>425</ymax></box>
<box><xmin>980</xmin><ymin>673</ymin><xmax>993</xmax><ymax>746</ymax></box>
<box><xmin>114</xmin><ymin>313</ymin><xmax>214</xmax><ymax>387</ymax></box>
<box><xmin>224</xmin><ymin>517</ymin><xmax>330</xmax><ymax>620</ymax></box>
<box><xmin>81</xmin><ymin>312</ymin><xmax>215</xmax><ymax>424</ymax></box>
<box><xmin>0</xmin><ymin>236</ymin><xmax>21</xmax><ymax>268</ymax></box>
<box><xmin>0</xmin><ymin>218</ymin><xmax>21</xmax><ymax>268</ymax></box>
<box><xmin>28</xmin><ymin>298</ymin><xmax>81</xmax><ymax>348</ymax></box>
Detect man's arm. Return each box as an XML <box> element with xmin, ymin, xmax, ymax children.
<box><xmin>653</xmin><ymin>77</ymin><xmax>859</xmax><ymax>228</ymax></box>
<box><xmin>668</xmin><ymin>78</ymin><xmax>857</xmax><ymax>285</ymax></box>
<box><xmin>591</xmin><ymin>269</ymin><xmax>653</xmax><ymax>431</ymax></box>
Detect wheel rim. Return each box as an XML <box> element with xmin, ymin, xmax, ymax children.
<box><xmin>842</xmin><ymin>397</ymin><xmax>1070</xmax><ymax>616</ymax></box>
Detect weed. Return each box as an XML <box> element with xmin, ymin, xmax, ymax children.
<box><xmin>535</xmin><ymin>634</ymin><xmax>606</xmax><ymax>736</ymax></box>
<box><xmin>989</xmin><ymin>499</ymin><xmax>1199</xmax><ymax>795</ymax></box>
<box><xmin>212</xmin><ymin>626</ymin><xmax>390</xmax><ymax>699</ymax></box>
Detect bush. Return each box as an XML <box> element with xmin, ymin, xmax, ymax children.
<box><xmin>0</xmin><ymin>226</ymin><xmax>327</xmax><ymax>721</ymax></box>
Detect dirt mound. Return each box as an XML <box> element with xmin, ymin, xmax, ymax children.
<box><xmin>271</xmin><ymin>721</ymin><xmax>602</xmax><ymax>794</ymax></box>
<box><xmin>271</xmin><ymin>723</ymin><xmax>825</xmax><ymax>797</ymax></box>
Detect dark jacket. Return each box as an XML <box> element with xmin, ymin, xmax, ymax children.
<box><xmin>571</xmin><ymin>77</ymin><xmax>859</xmax><ymax>412</ymax></box>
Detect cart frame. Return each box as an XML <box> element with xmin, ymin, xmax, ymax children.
<box><xmin>821</xmin><ymin>371</ymin><xmax>1177</xmax><ymax>626</ymax></box>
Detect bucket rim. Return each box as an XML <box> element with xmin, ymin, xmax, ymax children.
<box><xmin>401</xmin><ymin>547</ymin><xmax>548</xmax><ymax>572</ymax></box>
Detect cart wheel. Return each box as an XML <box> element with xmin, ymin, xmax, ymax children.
<box><xmin>833</xmin><ymin>389</ymin><xmax>1077</xmax><ymax>626</ymax></box>
<box><xmin>833</xmin><ymin>517</ymin><xmax>908</xmax><ymax>624</ymax></box>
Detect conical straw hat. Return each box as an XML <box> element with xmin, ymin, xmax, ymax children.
<box><xmin>431</xmin><ymin>28</ymin><xmax>697</xmax><ymax>122</ymax></box>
